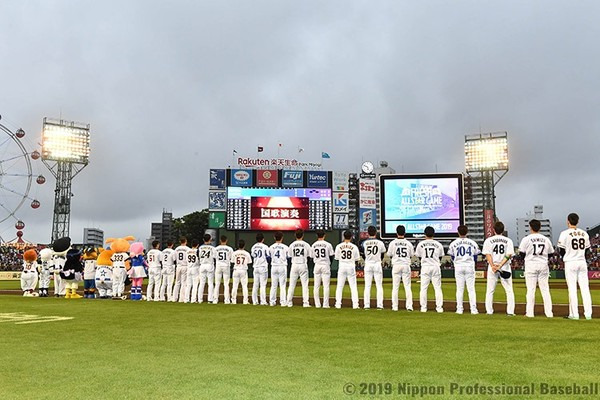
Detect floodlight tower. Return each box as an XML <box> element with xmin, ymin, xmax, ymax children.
<box><xmin>41</xmin><ymin>118</ymin><xmax>91</xmax><ymax>242</ymax></box>
<box><xmin>464</xmin><ymin>132</ymin><xmax>509</xmax><ymax>241</ymax></box>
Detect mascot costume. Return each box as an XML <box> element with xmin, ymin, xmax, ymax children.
<box><xmin>21</xmin><ymin>249</ymin><xmax>39</xmax><ymax>297</ymax></box>
<box><xmin>95</xmin><ymin>249</ymin><xmax>115</xmax><ymax>299</ymax></box>
<box><xmin>38</xmin><ymin>248</ymin><xmax>54</xmax><ymax>297</ymax></box>
<box><xmin>82</xmin><ymin>247</ymin><xmax>99</xmax><ymax>298</ymax></box>
<box><xmin>52</xmin><ymin>237</ymin><xmax>71</xmax><ymax>297</ymax></box>
<box><xmin>61</xmin><ymin>248</ymin><xmax>84</xmax><ymax>299</ymax></box>
<box><xmin>128</xmin><ymin>242</ymin><xmax>148</xmax><ymax>300</ymax></box>
<box><xmin>106</xmin><ymin>236</ymin><xmax>135</xmax><ymax>300</ymax></box>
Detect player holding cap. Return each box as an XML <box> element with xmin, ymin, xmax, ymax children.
<box><xmin>311</xmin><ymin>230</ymin><xmax>334</xmax><ymax>308</ymax></box>
<box><xmin>387</xmin><ymin>225</ymin><xmax>415</xmax><ymax>312</ymax></box>
<box><xmin>145</xmin><ymin>240</ymin><xmax>163</xmax><ymax>302</ymax></box>
<box><xmin>198</xmin><ymin>234</ymin><xmax>216</xmax><ymax>303</ymax></box>
<box><xmin>519</xmin><ymin>219</ymin><xmax>554</xmax><ymax>318</ymax></box>
<box><xmin>159</xmin><ymin>241</ymin><xmax>175</xmax><ymax>301</ymax></box>
<box><xmin>251</xmin><ymin>233</ymin><xmax>270</xmax><ymax>306</ymax></box>
<box><xmin>482</xmin><ymin>221</ymin><xmax>515</xmax><ymax>316</ymax></box>
<box><xmin>172</xmin><ymin>237</ymin><xmax>190</xmax><ymax>302</ymax></box>
<box><xmin>287</xmin><ymin>229</ymin><xmax>313</xmax><ymax>307</ymax></box>
<box><xmin>269</xmin><ymin>231</ymin><xmax>289</xmax><ymax>306</ymax></box>
<box><xmin>557</xmin><ymin>213</ymin><xmax>592</xmax><ymax>320</ymax></box>
<box><xmin>362</xmin><ymin>226</ymin><xmax>386</xmax><ymax>310</ymax></box>
<box><xmin>415</xmin><ymin>226</ymin><xmax>445</xmax><ymax>313</ymax></box>
<box><xmin>448</xmin><ymin>225</ymin><xmax>479</xmax><ymax>314</ymax></box>
<box><xmin>334</xmin><ymin>230</ymin><xmax>360</xmax><ymax>309</ymax></box>
<box><xmin>231</xmin><ymin>240</ymin><xmax>252</xmax><ymax>304</ymax></box>
<box><xmin>213</xmin><ymin>235</ymin><xmax>234</xmax><ymax>304</ymax></box>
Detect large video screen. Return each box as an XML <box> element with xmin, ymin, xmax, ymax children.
<box><xmin>379</xmin><ymin>173</ymin><xmax>464</xmax><ymax>238</ymax></box>
<box><xmin>227</xmin><ymin>187</ymin><xmax>332</xmax><ymax>231</ymax></box>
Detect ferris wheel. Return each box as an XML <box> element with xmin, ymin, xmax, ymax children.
<box><xmin>0</xmin><ymin>115</ymin><xmax>44</xmax><ymax>237</ymax></box>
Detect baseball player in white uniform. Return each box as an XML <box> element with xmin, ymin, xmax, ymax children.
<box><xmin>251</xmin><ymin>233</ymin><xmax>270</xmax><ymax>306</ymax></box>
<box><xmin>231</xmin><ymin>240</ymin><xmax>252</xmax><ymax>304</ymax></box>
<box><xmin>362</xmin><ymin>226</ymin><xmax>386</xmax><ymax>310</ymax></box>
<box><xmin>387</xmin><ymin>225</ymin><xmax>415</xmax><ymax>312</ymax></box>
<box><xmin>311</xmin><ymin>230</ymin><xmax>335</xmax><ymax>308</ymax></box>
<box><xmin>269</xmin><ymin>231</ymin><xmax>289</xmax><ymax>307</ymax></box>
<box><xmin>482</xmin><ymin>221</ymin><xmax>515</xmax><ymax>316</ymax></box>
<box><xmin>146</xmin><ymin>240</ymin><xmax>163</xmax><ymax>301</ymax></box>
<box><xmin>184</xmin><ymin>239</ymin><xmax>200</xmax><ymax>303</ymax></box>
<box><xmin>415</xmin><ymin>226</ymin><xmax>445</xmax><ymax>313</ymax></box>
<box><xmin>213</xmin><ymin>235</ymin><xmax>234</xmax><ymax>304</ymax></box>
<box><xmin>198</xmin><ymin>234</ymin><xmax>215</xmax><ymax>303</ymax></box>
<box><xmin>448</xmin><ymin>225</ymin><xmax>480</xmax><ymax>314</ymax></box>
<box><xmin>159</xmin><ymin>241</ymin><xmax>175</xmax><ymax>301</ymax></box>
<box><xmin>172</xmin><ymin>237</ymin><xmax>190</xmax><ymax>302</ymax></box>
<box><xmin>557</xmin><ymin>213</ymin><xmax>592</xmax><ymax>320</ymax></box>
<box><xmin>287</xmin><ymin>229</ymin><xmax>313</xmax><ymax>308</ymax></box>
<box><xmin>334</xmin><ymin>230</ymin><xmax>360</xmax><ymax>309</ymax></box>
<box><xmin>519</xmin><ymin>219</ymin><xmax>554</xmax><ymax>318</ymax></box>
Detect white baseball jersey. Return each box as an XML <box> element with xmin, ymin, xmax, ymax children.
<box><xmin>387</xmin><ymin>238</ymin><xmax>415</xmax><ymax>267</ymax></box>
<box><xmin>362</xmin><ymin>238</ymin><xmax>386</xmax><ymax>265</ymax></box>
<box><xmin>557</xmin><ymin>228</ymin><xmax>590</xmax><ymax>263</ymax></box>
<box><xmin>232</xmin><ymin>249</ymin><xmax>252</xmax><ymax>271</ymax></box>
<box><xmin>519</xmin><ymin>233</ymin><xmax>554</xmax><ymax>266</ymax></box>
<box><xmin>162</xmin><ymin>248</ymin><xmax>175</xmax><ymax>266</ymax></box>
<box><xmin>269</xmin><ymin>243</ymin><xmax>289</xmax><ymax>266</ymax></box>
<box><xmin>251</xmin><ymin>243</ymin><xmax>270</xmax><ymax>268</ymax></box>
<box><xmin>23</xmin><ymin>261</ymin><xmax>38</xmax><ymax>273</ymax></box>
<box><xmin>214</xmin><ymin>245</ymin><xmax>234</xmax><ymax>267</ymax></box>
<box><xmin>173</xmin><ymin>245</ymin><xmax>191</xmax><ymax>266</ymax></box>
<box><xmin>83</xmin><ymin>260</ymin><xmax>97</xmax><ymax>280</ymax></box>
<box><xmin>288</xmin><ymin>240</ymin><xmax>312</xmax><ymax>265</ymax></box>
<box><xmin>482</xmin><ymin>235</ymin><xmax>515</xmax><ymax>271</ymax></box>
<box><xmin>146</xmin><ymin>249</ymin><xmax>163</xmax><ymax>269</ymax></box>
<box><xmin>187</xmin><ymin>248</ymin><xmax>200</xmax><ymax>267</ymax></box>
<box><xmin>52</xmin><ymin>255</ymin><xmax>66</xmax><ymax>272</ymax></box>
<box><xmin>311</xmin><ymin>240</ymin><xmax>334</xmax><ymax>267</ymax></box>
<box><xmin>111</xmin><ymin>252</ymin><xmax>129</xmax><ymax>268</ymax></box>
<box><xmin>335</xmin><ymin>242</ymin><xmax>360</xmax><ymax>268</ymax></box>
<box><xmin>415</xmin><ymin>239</ymin><xmax>445</xmax><ymax>268</ymax></box>
<box><xmin>198</xmin><ymin>244</ymin><xmax>215</xmax><ymax>266</ymax></box>
<box><xmin>448</xmin><ymin>238</ymin><xmax>480</xmax><ymax>268</ymax></box>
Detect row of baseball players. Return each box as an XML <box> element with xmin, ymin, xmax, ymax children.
<box><xmin>141</xmin><ymin>212</ymin><xmax>592</xmax><ymax>319</ymax></box>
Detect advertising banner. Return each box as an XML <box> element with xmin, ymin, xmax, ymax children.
<box><xmin>208</xmin><ymin>191</ymin><xmax>226</xmax><ymax>210</ymax></box>
<box><xmin>333</xmin><ymin>192</ymin><xmax>349</xmax><ymax>213</ymax></box>
<box><xmin>484</xmin><ymin>209</ymin><xmax>495</xmax><ymax>239</ymax></box>
<box><xmin>307</xmin><ymin>171</ymin><xmax>329</xmax><ymax>188</ymax></box>
<box><xmin>209</xmin><ymin>169</ymin><xmax>226</xmax><ymax>189</ymax></box>
<box><xmin>333</xmin><ymin>171</ymin><xmax>349</xmax><ymax>192</ymax></box>
<box><xmin>333</xmin><ymin>213</ymin><xmax>349</xmax><ymax>229</ymax></box>
<box><xmin>256</xmin><ymin>169</ymin><xmax>279</xmax><ymax>187</ymax></box>
<box><xmin>359</xmin><ymin>208</ymin><xmax>377</xmax><ymax>232</ymax></box>
<box><xmin>359</xmin><ymin>178</ymin><xmax>377</xmax><ymax>209</ymax></box>
<box><xmin>230</xmin><ymin>169</ymin><xmax>253</xmax><ymax>187</ymax></box>
<box><xmin>281</xmin><ymin>170</ymin><xmax>304</xmax><ymax>187</ymax></box>
<box><xmin>208</xmin><ymin>212</ymin><xmax>225</xmax><ymax>229</ymax></box>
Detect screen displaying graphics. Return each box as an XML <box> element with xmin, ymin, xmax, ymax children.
<box><xmin>227</xmin><ymin>187</ymin><xmax>332</xmax><ymax>231</ymax></box>
<box><xmin>379</xmin><ymin>173</ymin><xmax>464</xmax><ymax>238</ymax></box>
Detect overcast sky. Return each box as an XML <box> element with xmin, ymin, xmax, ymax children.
<box><xmin>1</xmin><ymin>0</ymin><xmax>599</xmax><ymax>244</ymax></box>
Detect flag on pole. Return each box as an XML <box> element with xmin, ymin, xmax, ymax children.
<box><xmin>257</xmin><ymin>146</ymin><xmax>264</xmax><ymax>153</ymax></box>
<box><xmin>298</xmin><ymin>147</ymin><xmax>304</xmax><ymax>153</ymax></box>
<box><xmin>321</xmin><ymin>152</ymin><xmax>331</xmax><ymax>159</ymax></box>
<box><xmin>233</xmin><ymin>149</ymin><xmax>238</xmax><ymax>155</ymax></box>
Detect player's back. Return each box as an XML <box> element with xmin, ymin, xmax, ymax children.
<box><xmin>312</xmin><ymin>240</ymin><xmax>334</xmax><ymax>266</ymax></box>
<box><xmin>214</xmin><ymin>245</ymin><xmax>234</xmax><ymax>267</ymax></box>
<box><xmin>146</xmin><ymin>249</ymin><xmax>162</xmax><ymax>268</ymax></box>
<box><xmin>269</xmin><ymin>243</ymin><xmax>289</xmax><ymax>266</ymax></box>
<box><xmin>415</xmin><ymin>239</ymin><xmax>444</xmax><ymax>268</ymax></box>
<box><xmin>162</xmin><ymin>248</ymin><xmax>175</xmax><ymax>266</ymax></box>
<box><xmin>520</xmin><ymin>233</ymin><xmax>554</xmax><ymax>266</ymax></box>
<box><xmin>362</xmin><ymin>238</ymin><xmax>386</xmax><ymax>265</ymax></box>
<box><xmin>335</xmin><ymin>242</ymin><xmax>360</xmax><ymax>266</ymax></box>
<box><xmin>173</xmin><ymin>245</ymin><xmax>190</xmax><ymax>266</ymax></box>
<box><xmin>387</xmin><ymin>238</ymin><xmax>414</xmax><ymax>267</ymax></box>
<box><xmin>288</xmin><ymin>240</ymin><xmax>311</xmax><ymax>265</ymax></box>
<box><xmin>187</xmin><ymin>247</ymin><xmax>199</xmax><ymax>267</ymax></box>
<box><xmin>448</xmin><ymin>238</ymin><xmax>479</xmax><ymax>268</ymax></box>
<box><xmin>232</xmin><ymin>250</ymin><xmax>252</xmax><ymax>270</ymax></box>
<box><xmin>198</xmin><ymin>244</ymin><xmax>215</xmax><ymax>265</ymax></box>
<box><xmin>482</xmin><ymin>235</ymin><xmax>514</xmax><ymax>266</ymax></box>
<box><xmin>251</xmin><ymin>242</ymin><xmax>270</xmax><ymax>268</ymax></box>
<box><xmin>558</xmin><ymin>228</ymin><xmax>590</xmax><ymax>263</ymax></box>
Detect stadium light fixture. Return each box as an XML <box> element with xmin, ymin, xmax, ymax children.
<box><xmin>42</xmin><ymin>118</ymin><xmax>90</xmax><ymax>164</ymax></box>
<box><xmin>464</xmin><ymin>133</ymin><xmax>508</xmax><ymax>172</ymax></box>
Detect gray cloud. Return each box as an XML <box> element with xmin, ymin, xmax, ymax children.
<box><xmin>1</xmin><ymin>0</ymin><xmax>599</xmax><ymax>243</ymax></box>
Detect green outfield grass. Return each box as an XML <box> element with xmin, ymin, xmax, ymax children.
<box><xmin>2</xmin><ymin>278</ymin><xmax>598</xmax><ymax>306</ymax></box>
<box><xmin>0</xmin><ymin>296</ymin><xmax>598</xmax><ymax>400</ymax></box>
